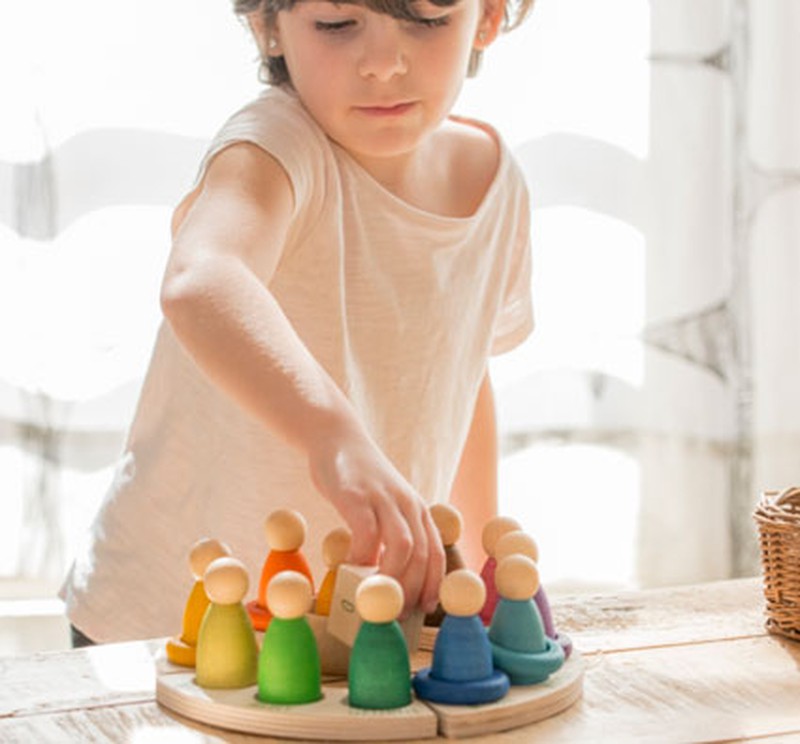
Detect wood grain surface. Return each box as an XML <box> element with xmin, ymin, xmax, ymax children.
<box><xmin>3</xmin><ymin>578</ymin><xmax>798</xmax><ymax>743</ymax></box>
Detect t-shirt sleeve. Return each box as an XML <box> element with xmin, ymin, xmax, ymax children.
<box><xmin>193</xmin><ymin>89</ymin><xmax>326</xmax><ymax>228</ymax></box>
<box><xmin>491</xmin><ymin>181</ymin><xmax>534</xmax><ymax>356</ymax></box>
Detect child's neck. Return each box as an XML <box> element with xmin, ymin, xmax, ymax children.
<box><xmin>352</xmin><ymin>147</ymin><xmax>433</xmax><ymax>206</ymax></box>
<box><xmin>343</xmin><ymin>120</ymin><xmax>499</xmax><ymax>219</ymax></box>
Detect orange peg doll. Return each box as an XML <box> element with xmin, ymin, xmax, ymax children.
<box><xmin>315</xmin><ymin>527</ymin><xmax>352</xmax><ymax>616</ymax></box>
<box><xmin>247</xmin><ymin>509</ymin><xmax>314</xmax><ymax>631</ymax></box>
<box><xmin>166</xmin><ymin>537</ymin><xmax>231</xmax><ymax>666</ymax></box>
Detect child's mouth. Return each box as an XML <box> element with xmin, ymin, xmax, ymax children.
<box><xmin>356</xmin><ymin>101</ymin><xmax>416</xmax><ymax>117</ymax></box>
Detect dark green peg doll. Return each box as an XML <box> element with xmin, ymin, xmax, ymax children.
<box><xmin>348</xmin><ymin>574</ymin><xmax>412</xmax><ymax>710</ymax></box>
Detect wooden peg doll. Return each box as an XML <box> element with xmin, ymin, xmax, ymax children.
<box><xmin>479</xmin><ymin>515</ymin><xmax>522</xmax><ymax>624</ymax></box>
<box><xmin>488</xmin><ymin>554</ymin><xmax>564</xmax><ymax>685</ymax></box>
<box><xmin>195</xmin><ymin>556</ymin><xmax>259</xmax><ymax>689</ymax></box>
<box><xmin>494</xmin><ymin>529</ymin><xmax>572</xmax><ymax>658</ymax></box>
<box><xmin>247</xmin><ymin>508</ymin><xmax>314</xmax><ymax>631</ymax></box>
<box><xmin>315</xmin><ymin>527</ymin><xmax>352</xmax><ymax>616</ymax></box>
<box><xmin>166</xmin><ymin>537</ymin><xmax>231</xmax><ymax>667</ymax></box>
<box><xmin>348</xmin><ymin>575</ymin><xmax>412</xmax><ymax>710</ymax></box>
<box><xmin>414</xmin><ymin>569</ymin><xmax>509</xmax><ymax>705</ymax></box>
<box><xmin>493</xmin><ymin>529</ymin><xmax>539</xmax><ymax>565</ymax></box>
<box><xmin>425</xmin><ymin>503</ymin><xmax>467</xmax><ymax>627</ymax></box>
<box><xmin>258</xmin><ymin>570</ymin><xmax>322</xmax><ymax>705</ymax></box>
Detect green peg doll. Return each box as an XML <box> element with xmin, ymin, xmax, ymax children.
<box><xmin>258</xmin><ymin>570</ymin><xmax>322</xmax><ymax>705</ymax></box>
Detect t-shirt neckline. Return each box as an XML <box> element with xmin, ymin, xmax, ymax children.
<box><xmin>329</xmin><ymin>118</ymin><xmax>507</xmax><ymax>225</ymax></box>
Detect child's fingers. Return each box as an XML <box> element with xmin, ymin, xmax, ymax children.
<box><xmin>342</xmin><ymin>503</ymin><xmax>381</xmax><ymax>566</ymax></box>
<box><xmin>374</xmin><ymin>493</ymin><xmax>414</xmax><ymax>581</ymax></box>
<box><xmin>378</xmin><ymin>493</ymin><xmax>433</xmax><ymax>614</ymax></box>
<box><xmin>346</xmin><ymin>531</ymin><xmax>380</xmax><ymax>566</ymax></box>
<box><xmin>396</xmin><ymin>540</ymin><xmax>428</xmax><ymax>616</ymax></box>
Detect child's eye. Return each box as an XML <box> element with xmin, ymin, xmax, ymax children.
<box><xmin>412</xmin><ymin>14</ymin><xmax>450</xmax><ymax>28</ymax></box>
<box><xmin>314</xmin><ymin>19</ymin><xmax>357</xmax><ymax>33</ymax></box>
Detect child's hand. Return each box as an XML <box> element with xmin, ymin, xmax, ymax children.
<box><xmin>307</xmin><ymin>429</ymin><xmax>445</xmax><ymax>617</ymax></box>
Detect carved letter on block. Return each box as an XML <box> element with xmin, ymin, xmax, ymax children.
<box><xmin>327</xmin><ymin>565</ymin><xmax>423</xmax><ymax>652</ymax></box>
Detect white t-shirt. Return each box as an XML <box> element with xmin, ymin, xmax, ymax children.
<box><xmin>60</xmin><ymin>86</ymin><xmax>534</xmax><ymax>642</ymax></box>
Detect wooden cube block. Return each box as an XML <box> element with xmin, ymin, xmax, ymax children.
<box><xmin>326</xmin><ymin>564</ymin><xmax>423</xmax><ymax>652</ymax></box>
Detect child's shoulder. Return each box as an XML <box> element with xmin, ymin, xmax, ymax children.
<box><xmin>226</xmin><ymin>86</ymin><xmax>328</xmax><ymax>148</ymax></box>
<box><xmin>182</xmin><ymin>87</ymin><xmax>331</xmax><ymax>212</ymax></box>
<box><xmin>441</xmin><ymin>113</ymin><xmax>500</xmax><ymax>147</ymax></box>
<box><xmin>432</xmin><ymin>117</ymin><xmax>504</xmax><ymax>216</ymax></box>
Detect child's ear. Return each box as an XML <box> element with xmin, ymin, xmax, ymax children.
<box><xmin>248</xmin><ymin>11</ymin><xmax>283</xmax><ymax>57</ymax></box>
<box><xmin>474</xmin><ymin>0</ymin><xmax>506</xmax><ymax>49</ymax></box>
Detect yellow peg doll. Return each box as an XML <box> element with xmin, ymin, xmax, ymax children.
<box><xmin>166</xmin><ymin>537</ymin><xmax>231</xmax><ymax>666</ymax></box>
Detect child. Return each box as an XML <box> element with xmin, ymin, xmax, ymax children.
<box><xmin>60</xmin><ymin>0</ymin><xmax>535</xmax><ymax>643</ymax></box>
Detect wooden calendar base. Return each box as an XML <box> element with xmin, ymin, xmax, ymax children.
<box><xmin>157</xmin><ymin>675</ymin><xmax>437</xmax><ymax>740</ymax></box>
<box><xmin>156</xmin><ymin>653</ymin><xmax>584</xmax><ymax>740</ymax></box>
<box><xmin>423</xmin><ymin>653</ymin><xmax>584</xmax><ymax>739</ymax></box>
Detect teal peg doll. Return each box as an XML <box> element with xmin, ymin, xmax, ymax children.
<box><xmin>494</xmin><ymin>530</ymin><xmax>573</xmax><ymax>659</ymax></box>
<box><xmin>488</xmin><ymin>554</ymin><xmax>564</xmax><ymax>685</ymax></box>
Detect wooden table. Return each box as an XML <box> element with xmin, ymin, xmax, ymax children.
<box><xmin>2</xmin><ymin>578</ymin><xmax>800</xmax><ymax>743</ymax></box>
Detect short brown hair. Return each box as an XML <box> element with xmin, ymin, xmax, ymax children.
<box><xmin>233</xmin><ymin>0</ymin><xmax>536</xmax><ymax>86</ymax></box>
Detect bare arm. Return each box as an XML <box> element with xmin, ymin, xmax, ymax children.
<box><xmin>162</xmin><ymin>144</ymin><xmax>444</xmax><ymax>613</ymax></box>
<box><xmin>449</xmin><ymin>372</ymin><xmax>499</xmax><ymax>571</ymax></box>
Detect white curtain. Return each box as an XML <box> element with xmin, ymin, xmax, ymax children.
<box><xmin>468</xmin><ymin>0</ymin><xmax>799</xmax><ymax>591</ymax></box>
<box><xmin>0</xmin><ymin>0</ymin><xmax>797</xmax><ymax>595</ymax></box>
<box><xmin>0</xmin><ymin>1</ymin><xmax>261</xmax><ymax>585</ymax></box>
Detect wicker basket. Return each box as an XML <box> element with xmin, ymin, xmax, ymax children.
<box><xmin>753</xmin><ymin>486</ymin><xmax>800</xmax><ymax>642</ymax></box>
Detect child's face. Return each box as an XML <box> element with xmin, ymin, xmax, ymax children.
<box><xmin>268</xmin><ymin>0</ymin><xmax>498</xmax><ymax>168</ymax></box>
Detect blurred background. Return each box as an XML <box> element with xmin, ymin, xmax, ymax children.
<box><xmin>1</xmin><ymin>0</ymin><xmax>798</xmax><ymax>653</ymax></box>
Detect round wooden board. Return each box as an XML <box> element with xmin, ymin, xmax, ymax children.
<box><xmin>156</xmin><ymin>653</ymin><xmax>585</xmax><ymax>740</ymax></box>
<box><xmin>157</xmin><ymin>676</ymin><xmax>438</xmax><ymax>741</ymax></box>
<box><xmin>423</xmin><ymin>652</ymin><xmax>585</xmax><ymax>739</ymax></box>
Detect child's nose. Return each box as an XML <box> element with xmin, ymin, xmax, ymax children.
<box><xmin>357</xmin><ymin>20</ymin><xmax>408</xmax><ymax>80</ymax></box>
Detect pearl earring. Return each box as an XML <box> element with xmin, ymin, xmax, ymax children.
<box><xmin>268</xmin><ymin>37</ymin><xmax>278</xmax><ymax>51</ymax></box>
